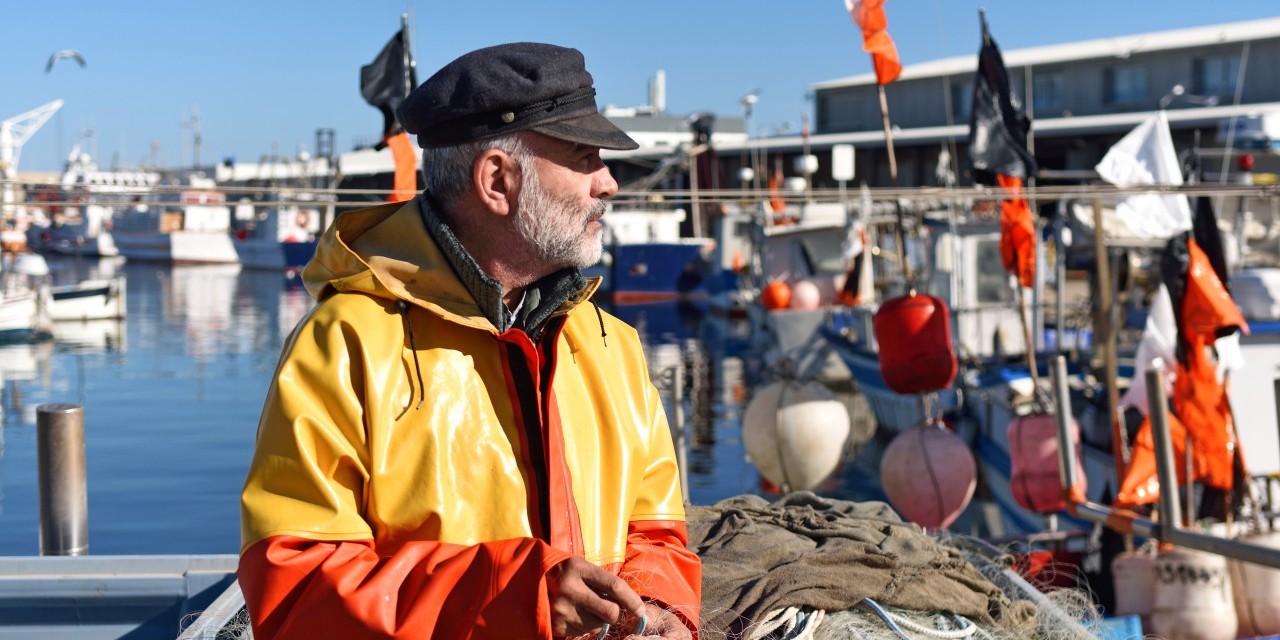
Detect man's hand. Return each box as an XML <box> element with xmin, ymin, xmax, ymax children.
<box><xmin>620</xmin><ymin>602</ymin><xmax>692</xmax><ymax>640</ymax></box>
<box><xmin>547</xmin><ymin>557</ymin><xmax>645</xmax><ymax>638</ymax></box>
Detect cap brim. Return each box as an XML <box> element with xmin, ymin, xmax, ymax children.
<box><xmin>532</xmin><ymin>112</ymin><xmax>639</xmax><ymax>151</ymax></box>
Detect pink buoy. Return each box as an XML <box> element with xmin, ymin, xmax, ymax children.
<box><xmin>880</xmin><ymin>422</ymin><xmax>976</xmax><ymax>529</ymax></box>
<box><xmin>790</xmin><ymin>280</ymin><xmax>822</xmax><ymax>310</ymax></box>
<box><xmin>1007</xmin><ymin>412</ymin><xmax>1086</xmax><ymax>513</ymax></box>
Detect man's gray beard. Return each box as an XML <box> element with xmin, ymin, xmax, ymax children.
<box><xmin>514</xmin><ymin>166</ymin><xmax>607</xmax><ymax>270</ymax></box>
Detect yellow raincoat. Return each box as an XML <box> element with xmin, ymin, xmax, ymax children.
<box><xmin>239</xmin><ymin>198</ymin><xmax>700</xmax><ymax>639</ymax></box>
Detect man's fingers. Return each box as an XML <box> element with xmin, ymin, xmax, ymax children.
<box><xmin>582</xmin><ymin>571</ymin><xmax>646</xmax><ymax>620</ymax></box>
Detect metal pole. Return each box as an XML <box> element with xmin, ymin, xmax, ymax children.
<box><xmin>37</xmin><ymin>403</ymin><xmax>89</xmax><ymax>556</ymax></box>
<box><xmin>1056</xmin><ymin>223</ymin><xmax>1067</xmax><ymax>353</ymax></box>
<box><xmin>1053</xmin><ymin>362</ymin><xmax>1280</xmax><ymax>570</ymax></box>
<box><xmin>1145</xmin><ymin>368</ymin><xmax>1183</xmax><ymax>534</ymax></box>
<box><xmin>1051</xmin><ymin>356</ymin><xmax>1078</xmax><ymax>493</ymax></box>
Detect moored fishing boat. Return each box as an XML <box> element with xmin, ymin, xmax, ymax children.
<box><xmin>48</xmin><ymin>276</ymin><xmax>126</xmax><ymax>321</ymax></box>
<box><xmin>231</xmin><ymin>200</ymin><xmax>323</xmax><ymax>272</ymax></box>
<box><xmin>111</xmin><ymin>178</ymin><xmax>239</xmax><ymax>265</ymax></box>
<box><xmin>589</xmin><ymin>206</ymin><xmax>714</xmax><ymax>302</ymax></box>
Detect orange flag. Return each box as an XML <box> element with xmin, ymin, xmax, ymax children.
<box><xmin>846</xmin><ymin>0</ymin><xmax>902</xmax><ymax>85</ymax></box>
<box><xmin>768</xmin><ymin>157</ymin><xmax>787</xmax><ymax>215</ymax></box>
<box><xmin>385</xmin><ymin>131</ymin><xmax>417</xmax><ymax>203</ymax></box>
<box><xmin>1116</xmin><ymin>239</ymin><xmax>1249</xmax><ymax>507</ymax></box>
<box><xmin>996</xmin><ymin>174</ymin><xmax>1035</xmax><ymax>288</ymax></box>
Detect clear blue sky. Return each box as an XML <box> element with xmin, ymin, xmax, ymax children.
<box><xmin>4</xmin><ymin>1</ymin><xmax>1277</xmax><ymax>173</ymax></box>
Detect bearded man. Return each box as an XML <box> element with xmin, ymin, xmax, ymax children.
<box><xmin>238</xmin><ymin>42</ymin><xmax>701</xmax><ymax>640</ymax></box>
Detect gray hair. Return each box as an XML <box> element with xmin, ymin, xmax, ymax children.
<box><xmin>420</xmin><ymin>133</ymin><xmax>532</xmax><ymax>209</ymax></box>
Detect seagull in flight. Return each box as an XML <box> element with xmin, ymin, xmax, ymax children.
<box><xmin>45</xmin><ymin>49</ymin><xmax>87</xmax><ymax>74</ymax></box>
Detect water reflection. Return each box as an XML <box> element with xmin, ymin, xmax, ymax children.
<box><xmin>0</xmin><ymin>259</ymin><xmax>877</xmax><ymax>556</ymax></box>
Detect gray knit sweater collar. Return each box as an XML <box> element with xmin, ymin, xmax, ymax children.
<box><xmin>417</xmin><ymin>194</ymin><xmax>587</xmax><ymax>334</ymax></box>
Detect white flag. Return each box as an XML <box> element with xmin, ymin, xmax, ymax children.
<box><xmin>1118</xmin><ymin>284</ymin><xmax>1178</xmax><ymax>415</ymax></box>
<box><xmin>1095</xmin><ymin>111</ymin><xmax>1193</xmax><ymax>240</ymax></box>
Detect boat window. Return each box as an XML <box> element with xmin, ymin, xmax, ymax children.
<box><xmin>798</xmin><ymin>235</ymin><xmax>848</xmax><ymax>276</ymax></box>
<box><xmin>976</xmin><ymin>238</ymin><xmax>1014</xmax><ymax>304</ymax></box>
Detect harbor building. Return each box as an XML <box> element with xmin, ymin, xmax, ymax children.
<box><xmin>750</xmin><ymin>16</ymin><xmax>1280</xmax><ymax>190</ymax></box>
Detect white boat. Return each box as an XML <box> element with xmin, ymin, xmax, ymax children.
<box><xmin>0</xmin><ymin>287</ymin><xmax>51</xmax><ymax>342</ymax></box>
<box><xmin>0</xmin><ymin>254</ymin><xmax>53</xmax><ymax>342</ymax></box>
<box><xmin>49</xmin><ymin>276</ymin><xmax>126</xmax><ymax>321</ymax></box>
<box><xmin>111</xmin><ymin>177</ymin><xmax>239</xmax><ymax>265</ymax></box>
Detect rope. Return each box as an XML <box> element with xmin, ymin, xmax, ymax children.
<box><xmin>747</xmin><ymin>606</ymin><xmax>799</xmax><ymax>640</ymax></box>
<box><xmin>857</xmin><ymin>598</ymin><xmax>977</xmax><ymax>639</ymax></box>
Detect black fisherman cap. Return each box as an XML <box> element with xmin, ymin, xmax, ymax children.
<box><xmin>398</xmin><ymin>42</ymin><xmax>639</xmax><ymax>151</ymax></box>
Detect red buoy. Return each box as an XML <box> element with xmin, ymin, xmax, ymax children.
<box><xmin>1008</xmin><ymin>412</ymin><xmax>1087</xmax><ymax>514</ymax></box>
<box><xmin>872</xmin><ymin>293</ymin><xmax>957</xmax><ymax>394</ymax></box>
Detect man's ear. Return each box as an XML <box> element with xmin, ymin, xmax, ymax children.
<box><xmin>473</xmin><ymin>149</ymin><xmax>519</xmax><ymax>217</ymax></box>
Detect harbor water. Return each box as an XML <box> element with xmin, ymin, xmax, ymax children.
<box><xmin>0</xmin><ymin>256</ymin><xmax>881</xmax><ymax>556</ymax></box>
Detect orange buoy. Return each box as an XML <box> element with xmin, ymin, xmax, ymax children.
<box><xmin>879</xmin><ymin>421</ymin><xmax>975</xmax><ymax>529</ymax></box>
<box><xmin>760</xmin><ymin>280</ymin><xmax>792</xmax><ymax>310</ymax></box>
<box><xmin>1007</xmin><ymin>412</ymin><xmax>1086</xmax><ymax>513</ymax></box>
<box><xmin>872</xmin><ymin>293</ymin><xmax>957</xmax><ymax>394</ymax></box>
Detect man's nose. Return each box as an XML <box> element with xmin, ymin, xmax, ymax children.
<box><xmin>592</xmin><ymin>166</ymin><xmax>618</xmax><ymax>200</ymax></box>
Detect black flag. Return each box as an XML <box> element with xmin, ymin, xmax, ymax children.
<box><xmin>361</xmin><ymin>25</ymin><xmax>416</xmax><ymax>140</ymax></box>
<box><xmin>1183</xmin><ymin>146</ymin><xmax>1231</xmax><ymax>293</ymax></box>
<box><xmin>967</xmin><ymin>11</ymin><xmax>1036</xmax><ymax>182</ymax></box>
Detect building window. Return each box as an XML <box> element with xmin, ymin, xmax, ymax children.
<box><xmin>951</xmin><ymin>81</ymin><xmax>973</xmax><ymax>121</ymax></box>
<box><xmin>1105</xmin><ymin>66</ymin><xmax>1148</xmax><ymax>105</ymax></box>
<box><xmin>1033</xmin><ymin>73</ymin><xmax>1063</xmax><ymax>112</ymax></box>
<box><xmin>1194</xmin><ymin>55</ymin><xmax>1240</xmax><ymax>97</ymax></box>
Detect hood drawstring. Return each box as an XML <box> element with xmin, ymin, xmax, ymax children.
<box><xmin>397</xmin><ymin>300</ymin><xmax>426</xmax><ymax>410</ymax></box>
<box><xmin>591</xmin><ymin>301</ymin><xmax>608</xmax><ymax>347</ymax></box>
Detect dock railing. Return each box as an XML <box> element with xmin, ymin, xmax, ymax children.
<box><xmin>1051</xmin><ymin>354</ymin><xmax>1280</xmax><ymax>570</ymax></box>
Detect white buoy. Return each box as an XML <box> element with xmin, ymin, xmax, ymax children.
<box><xmin>742</xmin><ymin>379</ymin><xmax>850</xmax><ymax>492</ymax></box>
<box><xmin>1230</xmin><ymin>531</ymin><xmax>1280</xmax><ymax>636</ymax></box>
<box><xmin>790</xmin><ymin>280</ymin><xmax>822</xmax><ymax>310</ymax></box>
<box><xmin>1112</xmin><ymin>549</ymin><xmax>1155</xmax><ymax>625</ymax></box>
<box><xmin>1151</xmin><ymin>547</ymin><xmax>1237</xmax><ymax>640</ymax></box>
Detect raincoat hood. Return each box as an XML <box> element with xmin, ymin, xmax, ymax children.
<box><xmin>301</xmin><ymin>197</ymin><xmax>600</xmax><ymax>333</ymax></box>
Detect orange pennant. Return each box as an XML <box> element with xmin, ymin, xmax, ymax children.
<box><xmin>996</xmin><ymin>174</ymin><xmax>1035</xmax><ymax>288</ymax></box>
<box><xmin>385</xmin><ymin>131</ymin><xmax>417</xmax><ymax>203</ymax></box>
<box><xmin>847</xmin><ymin>0</ymin><xmax>902</xmax><ymax>85</ymax></box>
